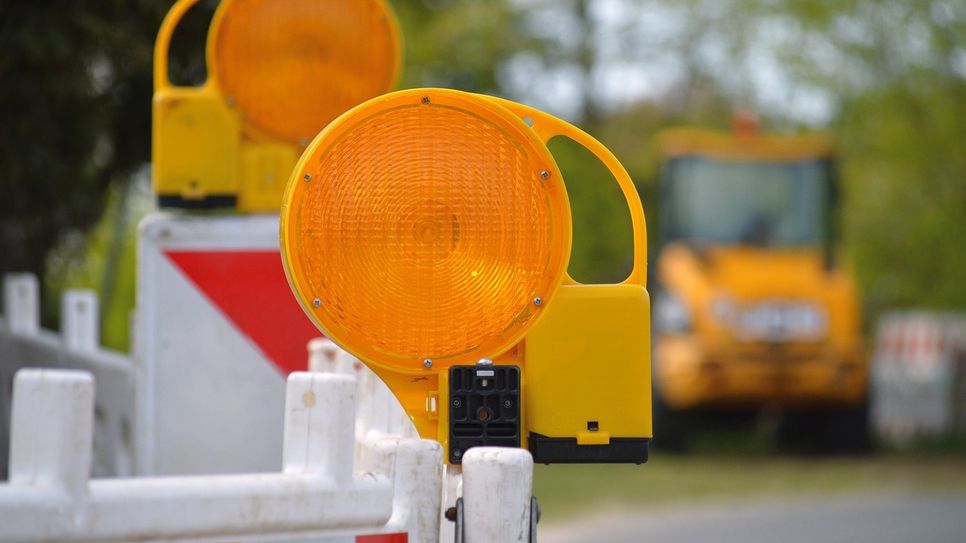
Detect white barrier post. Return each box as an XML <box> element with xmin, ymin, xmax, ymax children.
<box><xmin>310</xmin><ymin>338</ymin><xmax>417</xmax><ymax>441</ymax></box>
<box><xmin>360</xmin><ymin>437</ymin><xmax>444</xmax><ymax>543</ymax></box>
<box><xmin>8</xmin><ymin>369</ymin><xmax>94</xmax><ymax>502</ymax></box>
<box><xmin>306</xmin><ymin>339</ymin><xmax>444</xmax><ymax>543</ymax></box>
<box><xmin>3</xmin><ymin>273</ymin><xmax>40</xmax><ymax>334</ymax></box>
<box><xmin>462</xmin><ymin>447</ymin><xmax>534</xmax><ymax>542</ymax></box>
<box><xmin>61</xmin><ymin>290</ymin><xmax>99</xmax><ymax>353</ymax></box>
<box><xmin>357</xmin><ymin>364</ymin><xmax>418</xmax><ymax>439</ymax></box>
<box><xmin>283</xmin><ymin>371</ymin><xmax>355</xmax><ymax>485</ymax></box>
<box><xmin>308</xmin><ymin>337</ymin><xmax>343</xmax><ymax>373</ymax></box>
<box><xmin>308</xmin><ymin>337</ymin><xmax>359</xmax><ymax>376</ymax></box>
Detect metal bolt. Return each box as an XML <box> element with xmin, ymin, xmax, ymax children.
<box><xmin>312</xmin><ymin>298</ymin><xmax>321</xmax><ymax>308</ymax></box>
<box><xmin>444</xmin><ymin>506</ymin><xmax>458</xmax><ymax>522</ymax></box>
<box><xmin>476</xmin><ymin>358</ymin><xmax>493</xmax><ymax>366</ymax></box>
<box><xmin>453</xmin><ymin>398</ymin><xmax>462</xmax><ymax>408</ymax></box>
<box><xmin>533</xmin><ymin>296</ymin><xmax>543</xmax><ymax>307</ymax></box>
<box><xmin>539</xmin><ymin>170</ymin><xmax>551</xmax><ymax>180</ymax></box>
<box><xmin>453</xmin><ymin>449</ymin><xmax>462</xmax><ymax>458</ymax></box>
<box><xmin>423</xmin><ymin>358</ymin><xmax>433</xmax><ymax>368</ymax></box>
<box><xmin>303</xmin><ymin>173</ymin><xmax>312</xmax><ymax>182</ymax></box>
<box><xmin>503</xmin><ymin>399</ymin><xmax>512</xmax><ymax>408</ymax></box>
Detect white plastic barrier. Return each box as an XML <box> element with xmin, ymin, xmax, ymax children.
<box><xmin>0</xmin><ymin>368</ymin><xmax>443</xmax><ymax>542</ymax></box>
<box><xmin>0</xmin><ymin>273</ymin><xmax>538</xmax><ymax>542</ymax></box>
<box><xmin>0</xmin><ymin>274</ymin><xmax>134</xmax><ymax>480</ymax></box>
<box><xmin>462</xmin><ymin>448</ymin><xmax>534</xmax><ymax>543</ymax></box>
<box><xmin>872</xmin><ymin>312</ymin><xmax>966</xmax><ymax>444</ymax></box>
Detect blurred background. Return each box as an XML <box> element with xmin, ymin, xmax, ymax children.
<box><xmin>1</xmin><ymin>0</ymin><xmax>964</xmax><ymax>541</ymax></box>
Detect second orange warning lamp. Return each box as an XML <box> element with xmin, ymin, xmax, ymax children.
<box><xmin>152</xmin><ymin>0</ymin><xmax>400</xmax><ymax>210</ymax></box>
<box><xmin>154</xmin><ymin>0</ymin><xmax>651</xmax><ymax>464</ymax></box>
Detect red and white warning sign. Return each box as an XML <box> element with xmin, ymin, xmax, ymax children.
<box><xmin>164</xmin><ymin>249</ymin><xmax>317</xmax><ymax>375</ymax></box>
<box><xmin>136</xmin><ymin>213</ymin><xmax>320</xmax><ymax>475</ymax></box>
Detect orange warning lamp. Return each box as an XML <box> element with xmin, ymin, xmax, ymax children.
<box><xmin>282</xmin><ymin>88</ymin><xmax>652</xmax><ymax>464</ymax></box>
<box><xmin>152</xmin><ymin>0</ymin><xmax>400</xmax><ymax>211</ymax></box>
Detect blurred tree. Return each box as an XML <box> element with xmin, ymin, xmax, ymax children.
<box><xmin>0</xmin><ymin>0</ymin><xmax>209</xmax><ymax>334</ymax></box>
<box><xmin>392</xmin><ymin>0</ymin><xmax>545</xmax><ymax>93</ymax></box>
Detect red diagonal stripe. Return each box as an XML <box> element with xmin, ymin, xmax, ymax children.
<box><xmin>165</xmin><ymin>250</ymin><xmax>319</xmax><ymax>375</ymax></box>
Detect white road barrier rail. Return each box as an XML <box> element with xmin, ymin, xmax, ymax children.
<box><xmin>1</xmin><ymin>274</ymin><xmax>133</xmax><ymax>480</ymax></box>
<box><xmin>1</xmin><ymin>274</ymin><xmax>538</xmax><ymax>542</ymax></box>
<box><xmin>0</xmin><ymin>369</ymin><xmax>443</xmax><ymax>542</ymax></box>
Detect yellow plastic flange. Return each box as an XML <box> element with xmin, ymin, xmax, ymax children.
<box><xmin>154</xmin><ymin>0</ymin><xmax>205</xmax><ymax>91</ymax></box>
<box><xmin>481</xmin><ymin>95</ymin><xmax>648</xmax><ymax>288</ymax></box>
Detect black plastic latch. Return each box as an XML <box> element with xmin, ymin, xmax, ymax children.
<box><xmin>448</xmin><ymin>364</ymin><xmax>521</xmax><ymax>463</ymax></box>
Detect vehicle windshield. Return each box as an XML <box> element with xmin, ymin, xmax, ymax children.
<box><xmin>664</xmin><ymin>157</ymin><xmax>829</xmax><ymax>246</ymax></box>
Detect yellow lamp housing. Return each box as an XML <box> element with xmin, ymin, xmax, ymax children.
<box><xmin>152</xmin><ymin>0</ymin><xmax>401</xmax><ymax>212</ymax></box>
<box><xmin>281</xmin><ymin>88</ymin><xmax>651</xmax><ymax>464</ymax></box>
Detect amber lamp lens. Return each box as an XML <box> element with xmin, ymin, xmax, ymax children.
<box><xmin>211</xmin><ymin>0</ymin><xmax>399</xmax><ymax>144</ymax></box>
<box><xmin>283</xmin><ymin>91</ymin><xmax>571</xmax><ymax>372</ymax></box>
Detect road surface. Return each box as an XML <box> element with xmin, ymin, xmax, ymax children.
<box><xmin>540</xmin><ymin>491</ymin><xmax>966</xmax><ymax>543</ymax></box>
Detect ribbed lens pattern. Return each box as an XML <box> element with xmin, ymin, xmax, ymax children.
<box><xmin>213</xmin><ymin>0</ymin><xmax>397</xmax><ymax>143</ymax></box>
<box><xmin>291</xmin><ymin>99</ymin><xmax>569</xmax><ymax>370</ymax></box>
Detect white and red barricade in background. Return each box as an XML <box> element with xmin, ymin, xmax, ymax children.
<box><xmin>136</xmin><ymin>213</ymin><xmax>322</xmax><ymax>475</ymax></box>
<box><xmin>872</xmin><ymin>312</ymin><xmax>966</xmax><ymax>444</ymax></box>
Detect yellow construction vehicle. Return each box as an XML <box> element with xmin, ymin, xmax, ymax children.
<box><xmin>652</xmin><ymin>120</ymin><xmax>868</xmax><ymax>451</ymax></box>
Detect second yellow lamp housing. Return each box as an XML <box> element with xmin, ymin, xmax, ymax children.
<box><xmin>152</xmin><ymin>0</ymin><xmax>401</xmax><ymax>211</ymax></box>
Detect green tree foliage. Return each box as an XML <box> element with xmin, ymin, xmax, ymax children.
<box><xmin>0</xmin><ymin>2</ymin><xmax>128</xmax><ymax>279</ymax></box>
<box><xmin>0</xmin><ymin>1</ymin><xmax>193</xmax><ymax>276</ymax></box>
<box><xmin>393</xmin><ymin>0</ymin><xmax>544</xmax><ymax>92</ymax></box>
<box><xmin>821</xmin><ymin>1</ymin><xmax>966</xmax><ymax>312</ymax></box>
<box><xmin>549</xmin><ymin>135</ymin><xmax>635</xmax><ymax>283</ymax></box>
<box><xmin>838</xmin><ymin>58</ymin><xmax>966</xmax><ymax>312</ymax></box>
<box><xmin>0</xmin><ymin>0</ymin><xmax>208</xmax><ymax>334</ymax></box>
<box><xmin>44</xmin><ymin>177</ymin><xmax>154</xmax><ymax>349</ymax></box>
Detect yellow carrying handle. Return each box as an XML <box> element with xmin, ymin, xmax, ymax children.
<box><xmin>482</xmin><ymin>95</ymin><xmax>648</xmax><ymax>288</ymax></box>
<box><xmin>153</xmin><ymin>0</ymin><xmax>206</xmax><ymax>91</ymax></box>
